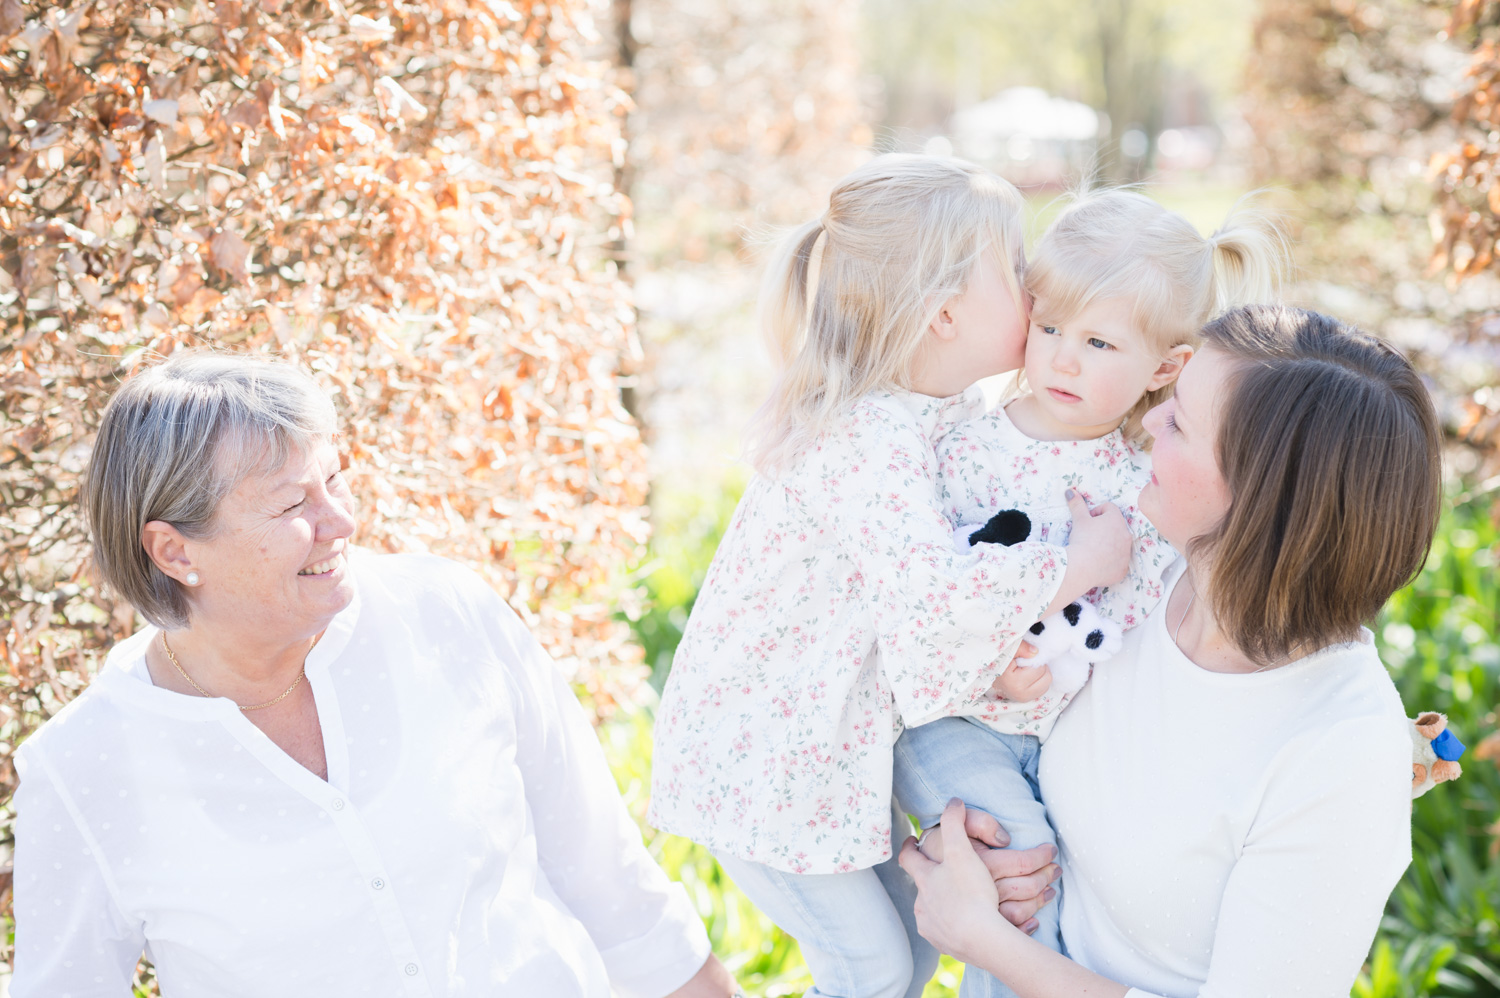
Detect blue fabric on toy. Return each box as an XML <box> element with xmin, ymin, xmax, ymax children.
<box><xmin>1431</xmin><ymin>728</ymin><xmax>1466</xmax><ymax>762</ymax></box>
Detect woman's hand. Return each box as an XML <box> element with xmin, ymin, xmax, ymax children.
<box><xmin>664</xmin><ymin>954</ymin><xmax>741</xmax><ymax>997</ymax></box>
<box><xmin>1049</xmin><ymin>490</ymin><xmax>1132</xmax><ymax>614</ymax></box>
<box><xmin>914</xmin><ymin>806</ymin><xmax>1059</xmax><ymax>934</ymax></box>
<box><xmin>900</xmin><ymin>799</ymin><xmax>1018</xmax><ymax>964</ymax></box>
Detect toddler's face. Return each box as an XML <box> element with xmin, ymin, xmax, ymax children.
<box><xmin>1023</xmin><ymin>296</ymin><xmax>1178</xmax><ymax>437</ymax></box>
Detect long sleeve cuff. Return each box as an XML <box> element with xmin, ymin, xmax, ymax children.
<box><xmin>598</xmin><ymin>880</ymin><xmax>712</xmax><ymax>998</ymax></box>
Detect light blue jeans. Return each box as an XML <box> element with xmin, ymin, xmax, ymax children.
<box><xmin>891</xmin><ymin>717</ymin><xmax>1063</xmax><ymax>998</ymax></box>
<box><xmin>714</xmin><ymin>802</ymin><xmax>938</xmax><ymax>998</ymax></box>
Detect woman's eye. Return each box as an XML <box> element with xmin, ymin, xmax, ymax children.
<box><xmin>283</xmin><ymin>500</ymin><xmax>306</xmax><ymax>515</ymax></box>
<box><xmin>1164</xmin><ymin>413</ymin><xmax>1178</xmax><ymax>433</ymax></box>
<box><xmin>1087</xmin><ymin>337</ymin><xmax>1111</xmax><ymax>350</ymax></box>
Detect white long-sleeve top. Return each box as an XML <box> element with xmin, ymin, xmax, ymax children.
<box><xmin>651</xmin><ymin>389</ymin><xmax>1067</xmax><ymax>874</ymax></box>
<box><xmin>1040</xmin><ymin>559</ymin><xmax>1412</xmax><ymax>997</ymax></box>
<box><xmin>935</xmin><ymin>403</ymin><xmax>1176</xmax><ymax>739</ymax></box>
<box><xmin>12</xmin><ymin>550</ymin><xmax>710</xmax><ymax>998</ymax></box>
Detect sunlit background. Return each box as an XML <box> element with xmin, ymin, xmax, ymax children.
<box><xmin>612</xmin><ymin>1</ymin><xmax>1500</xmax><ymax>994</ymax></box>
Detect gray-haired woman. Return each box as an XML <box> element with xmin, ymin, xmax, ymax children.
<box><xmin>11</xmin><ymin>352</ymin><xmax>736</xmax><ymax>998</ymax></box>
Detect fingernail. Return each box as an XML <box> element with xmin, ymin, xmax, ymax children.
<box><xmin>1051</xmin><ymin>865</ymin><xmax>1062</xmax><ymax>882</ymax></box>
<box><xmin>1065</xmin><ymin>488</ymin><xmax>1075</xmax><ymax>500</ymax></box>
<box><xmin>1043</xmin><ymin>887</ymin><xmax>1056</xmax><ymax>902</ymax></box>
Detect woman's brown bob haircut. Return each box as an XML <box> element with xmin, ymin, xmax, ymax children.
<box><xmin>1197</xmin><ymin>305</ymin><xmax>1442</xmax><ymax>665</ymax></box>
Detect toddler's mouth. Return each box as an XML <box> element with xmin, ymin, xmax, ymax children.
<box><xmin>1046</xmin><ymin>387</ymin><xmax>1082</xmax><ymax>404</ymax></box>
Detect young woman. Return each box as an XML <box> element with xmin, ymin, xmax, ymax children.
<box><xmin>900</xmin><ymin>304</ymin><xmax>1440</xmax><ymax>997</ymax></box>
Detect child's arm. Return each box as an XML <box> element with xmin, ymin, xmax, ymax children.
<box><xmin>799</xmin><ymin>412</ymin><xmax>1127</xmax><ymax>726</ymax></box>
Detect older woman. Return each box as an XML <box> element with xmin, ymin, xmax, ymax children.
<box><xmin>899</xmin><ymin>305</ymin><xmax>1440</xmax><ymax>996</ymax></box>
<box><xmin>11</xmin><ymin>353</ymin><xmax>736</xmax><ymax>997</ymax></box>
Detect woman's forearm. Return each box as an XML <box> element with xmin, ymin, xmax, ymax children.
<box><xmin>964</xmin><ymin>921</ymin><xmax>1131</xmax><ymax>998</ymax></box>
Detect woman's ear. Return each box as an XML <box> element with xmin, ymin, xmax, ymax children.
<box><xmin>1147</xmin><ymin>343</ymin><xmax>1194</xmax><ymax>391</ymax></box>
<box><xmin>141</xmin><ymin>521</ymin><xmax>196</xmax><ymax>583</ymax></box>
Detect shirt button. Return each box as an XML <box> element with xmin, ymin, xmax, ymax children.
<box><xmin>371</xmin><ymin>877</ymin><xmax>385</xmax><ymax>890</ymax></box>
<box><xmin>331</xmin><ymin>799</ymin><xmax>345</xmax><ymax>811</ymax></box>
<box><xmin>404</xmin><ymin>963</ymin><xmax>419</xmax><ymax>976</ymax></box>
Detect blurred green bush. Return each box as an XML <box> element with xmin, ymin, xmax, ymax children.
<box><xmin>614</xmin><ymin>482</ymin><xmax>1500</xmax><ymax>998</ymax></box>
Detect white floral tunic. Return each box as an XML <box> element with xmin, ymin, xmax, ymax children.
<box><xmin>935</xmin><ymin>401</ymin><xmax>1177</xmax><ymax>739</ymax></box>
<box><xmin>650</xmin><ymin>389</ymin><xmax>1068</xmax><ymax>875</ymax></box>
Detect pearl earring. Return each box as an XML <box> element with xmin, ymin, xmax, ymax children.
<box><xmin>185</xmin><ymin>571</ymin><xmax>200</xmax><ymax>586</ymax></box>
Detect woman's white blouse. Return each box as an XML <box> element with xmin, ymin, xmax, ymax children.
<box><xmin>1040</xmin><ymin>559</ymin><xmax>1413</xmax><ymax>998</ymax></box>
<box><xmin>12</xmin><ymin>551</ymin><xmax>709</xmax><ymax>998</ymax></box>
<box><xmin>651</xmin><ymin>389</ymin><xmax>1067</xmax><ymax>875</ymax></box>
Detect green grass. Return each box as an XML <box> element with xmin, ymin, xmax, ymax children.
<box><xmin>612</xmin><ymin>481</ymin><xmax>1500</xmax><ymax>997</ymax></box>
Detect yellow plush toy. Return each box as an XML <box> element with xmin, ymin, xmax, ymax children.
<box><xmin>1410</xmin><ymin>711</ymin><xmax>1465</xmax><ymax>799</ymax></box>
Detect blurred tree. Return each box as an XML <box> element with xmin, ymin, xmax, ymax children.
<box><xmin>608</xmin><ymin>0</ymin><xmax>868</xmax><ymax>500</ymax></box>
<box><xmin>861</xmin><ymin>0</ymin><xmax>1257</xmax><ymax>179</ymax></box>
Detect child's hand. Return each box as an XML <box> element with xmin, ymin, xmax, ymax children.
<box><xmin>992</xmin><ymin>655</ymin><xmax>1052</xmax><ymax>701</ymax></box>
<box><xmin>1049</xmin><ymin>489</ymin><xmax>1131</xmax><ymax>612</ymax></box>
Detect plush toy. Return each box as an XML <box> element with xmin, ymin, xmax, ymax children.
<box><xmin>1410</xmin><ymin>711</ymin><xmax>1465</xmax><ymax>799</ymax></box>
<box><xmin>958</xmin><ymin>508</ymin><xmax>1123</xmax><ymax>697</ymax></box>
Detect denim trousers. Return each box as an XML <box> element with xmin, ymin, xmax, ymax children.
<box><xmin>891</xmin><ymin>716</ymin><xmax>1063</xmax><ymax>998</ymax></box>
<box><xmin>714</xmin><ymin>802</ymin><xmax>938</xmax><ymax>998</ymax></box>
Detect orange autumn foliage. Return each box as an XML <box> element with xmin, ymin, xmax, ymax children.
<box><xmin>0</xmin><ymin>0</ymin><xmax>650</xmax><ymax>930</ymax></box>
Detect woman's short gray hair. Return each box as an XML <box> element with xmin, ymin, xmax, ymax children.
<box><xmin>85</xmin><ymin>352</ymin><xmax>339</xmax><ymax>630</ymax></box>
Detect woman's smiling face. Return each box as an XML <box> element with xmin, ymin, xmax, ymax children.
<box><xmin>1138</xmin><ymin>346</ymin><xmax>1237</xmax><ymax>552</ymax></box>
<box><xmin>179</xmin><ymin>438</ymin><xmax>358</xmax><ymax>639</ymax></box>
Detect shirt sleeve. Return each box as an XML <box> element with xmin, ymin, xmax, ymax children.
<box><xmin>1090</xmin><ymin>503</ymin><xmax>1175</xmax><ymax>633</ymax></box>
<box><xmin>10</xmin><ymin>747</ymin><xmax>145</xmax><ymax>998</ymax></box>
<box><xmin>481</xmin><ymin>597</ymin><xmax>711</xmax><ymax>998</ymax></box>
<box><xmin>798</xmin><ymin>407</ymin><xmax>1067</xmax><ymax>727</ymax></box>
<box><xmin>1196</xmin><ymin>715</ymin><xmax>1412</xmax><ymax>997</ymax></box>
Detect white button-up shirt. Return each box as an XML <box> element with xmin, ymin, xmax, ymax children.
<box><xmin>12</xmin><ymin>551</ymin><xmax>709</xmax><ymax>998</ymax></box>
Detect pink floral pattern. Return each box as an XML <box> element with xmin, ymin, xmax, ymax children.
<box><xmin>650</xmin><ymin>389</ymin><xmax>1068</xmax><ymax>874</ymax></box>
<box><xmin>935</xmin><ymin>402</ymin><xmax>1177</xmax><ymax>739</ymax></box>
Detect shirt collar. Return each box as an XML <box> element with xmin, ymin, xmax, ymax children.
<box><xmin>881</xmin><ymin>385</ymin><xmax>987</xmax><ymax>442</ymax></box>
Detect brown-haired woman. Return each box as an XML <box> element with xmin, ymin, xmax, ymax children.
<box><xmin>898</xmin><ymin>305</ymin><xmax>1441</xmax><ymax>997</ymax></box>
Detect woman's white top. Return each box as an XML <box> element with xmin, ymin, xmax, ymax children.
<box><xmin>11</xmin><ymin>551</ymin><xmax>710</xmax><ymax>998</ymax></box>
<box><xmin>936</xmin><ymin>403</ymin><xmax>1176</xmax><ymax>739</ymax></box>
<box><xmin>651</xmin><ymin>389</ymin><xmax>1067</xmax><ymax>874</ymax></box>
<box><xmin>1040</xmin><ymin>559</ymin><xmax>1412</xmax><ymax>998</ymax></box>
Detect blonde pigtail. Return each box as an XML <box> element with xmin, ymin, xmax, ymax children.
<box><xmin>1207</xmin><ymin>195</ymin><xmax>1290</xmax><ymax>314</ymax></box>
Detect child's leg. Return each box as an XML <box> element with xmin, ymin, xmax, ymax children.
<box><xmin>892</xmin><ymin>717</ymin><xmax>1062</xmax><ymax>998</ymax></box>
<box><xmin>713</xmin><ymin>851</ymin><xmax>922</xmax><ymax>998</ymax></box>
<box><xmin>872</xmin><ymin>801</ymin><xmax>941</xmax><ymax>997</ymax></box>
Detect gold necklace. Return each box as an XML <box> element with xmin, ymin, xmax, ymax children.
<box><xmin>161</xmin><ymin>632</ymin><xmax>307</xmax><ymax>711</ymax></box>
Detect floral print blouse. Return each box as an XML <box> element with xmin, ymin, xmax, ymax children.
<box><xmin>650</xmin><ymin>389</ymin><xmax>1068</xmax><ymax>875</ymax></box>
<box><xmin>935</xmin><ymin>401</ymin><xmax>1177</xmax><ymax>740</ymax></box>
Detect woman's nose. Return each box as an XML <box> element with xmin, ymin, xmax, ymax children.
<box><xmin>316</xmin><ymin>492</ymin><xmax>359</xmax><ymax>541</ymax></box>
<box><xmin>1142</xmin><ymin>402</ymin><xmax>1166</xmax><ymax>438</ymax></box>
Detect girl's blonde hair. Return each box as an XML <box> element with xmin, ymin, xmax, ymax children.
<box><xmin>1026</xmin><ymin>188</ymin><xmax>1288</xmax><ymax>442</ymax></box>
<box><xmin>748</xmin><ymin>154</ymin><xmax>1026</xmax><ymax>475</ymax></box>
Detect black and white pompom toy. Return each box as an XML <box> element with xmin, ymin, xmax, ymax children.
<box><xmin>957</xmin><ymin>508</ymin><xmax>1124</xmax><ymax>697</ymax></box>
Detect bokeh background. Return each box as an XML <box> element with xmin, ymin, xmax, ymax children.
<box><xmin>3</xmin><ymin>0</ymin><xmax>1500</xmax><ymax>994</ymax></box>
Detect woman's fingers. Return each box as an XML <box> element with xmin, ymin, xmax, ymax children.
<box><xmin>978</xmin><ymin>841</ymin><xmax>1056</xmax><ymax>882</ymax></box>
<box><xmin>962</xmin><ymin>807</ymin><xmax>1010</xmax><ymax>849</ymax></box>
<box><xmin>999</xmin><ymin>885</ymin><xmax>1057</xmax><ymax>929</ymax></box>
<box><xmin>898</xmin><ymin>834</ymin><xmax>933</xmax><ymax>882</ymax></box>
<box><xmin>939</xmin><ymin>798</ymin><xmax>971</xmax><ymax>858</ymax></box>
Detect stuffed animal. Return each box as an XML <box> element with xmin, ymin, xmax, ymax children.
<box><xmin>957</xmin><ymin>508</ymin><xmax>1123</xmax><ymax>697</ymax></box>
<box><xmin>1410</xmin><ymin>711</ymin><xmax>1465</xmax><ymax>799</ymax></box>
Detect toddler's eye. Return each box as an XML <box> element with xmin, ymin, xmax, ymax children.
<box><xmin>1040</xmin><ymin>325</ymin><xmax>1058</xmax><ymax>336</ymax></box>
<box><xmin>1087</xmin><ymin>337</ymin><xmax>1112</xmax><ymax>350</ymax></box>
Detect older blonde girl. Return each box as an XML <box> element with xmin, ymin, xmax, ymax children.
<box><xmin>649</xmin><ymin>155</ymin><xmax>1134</xmax><ymax>998</ymax></box>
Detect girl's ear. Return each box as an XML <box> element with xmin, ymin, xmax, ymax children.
<box><xmin>928</xmin><ymin>296</ymin><xmax>960</xmax><ymax>342</ymax></box>
<box><xmin>1147</xmin><ymin>343</ymin><xmax>1194</xmax><ymax>391</ymax></box>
